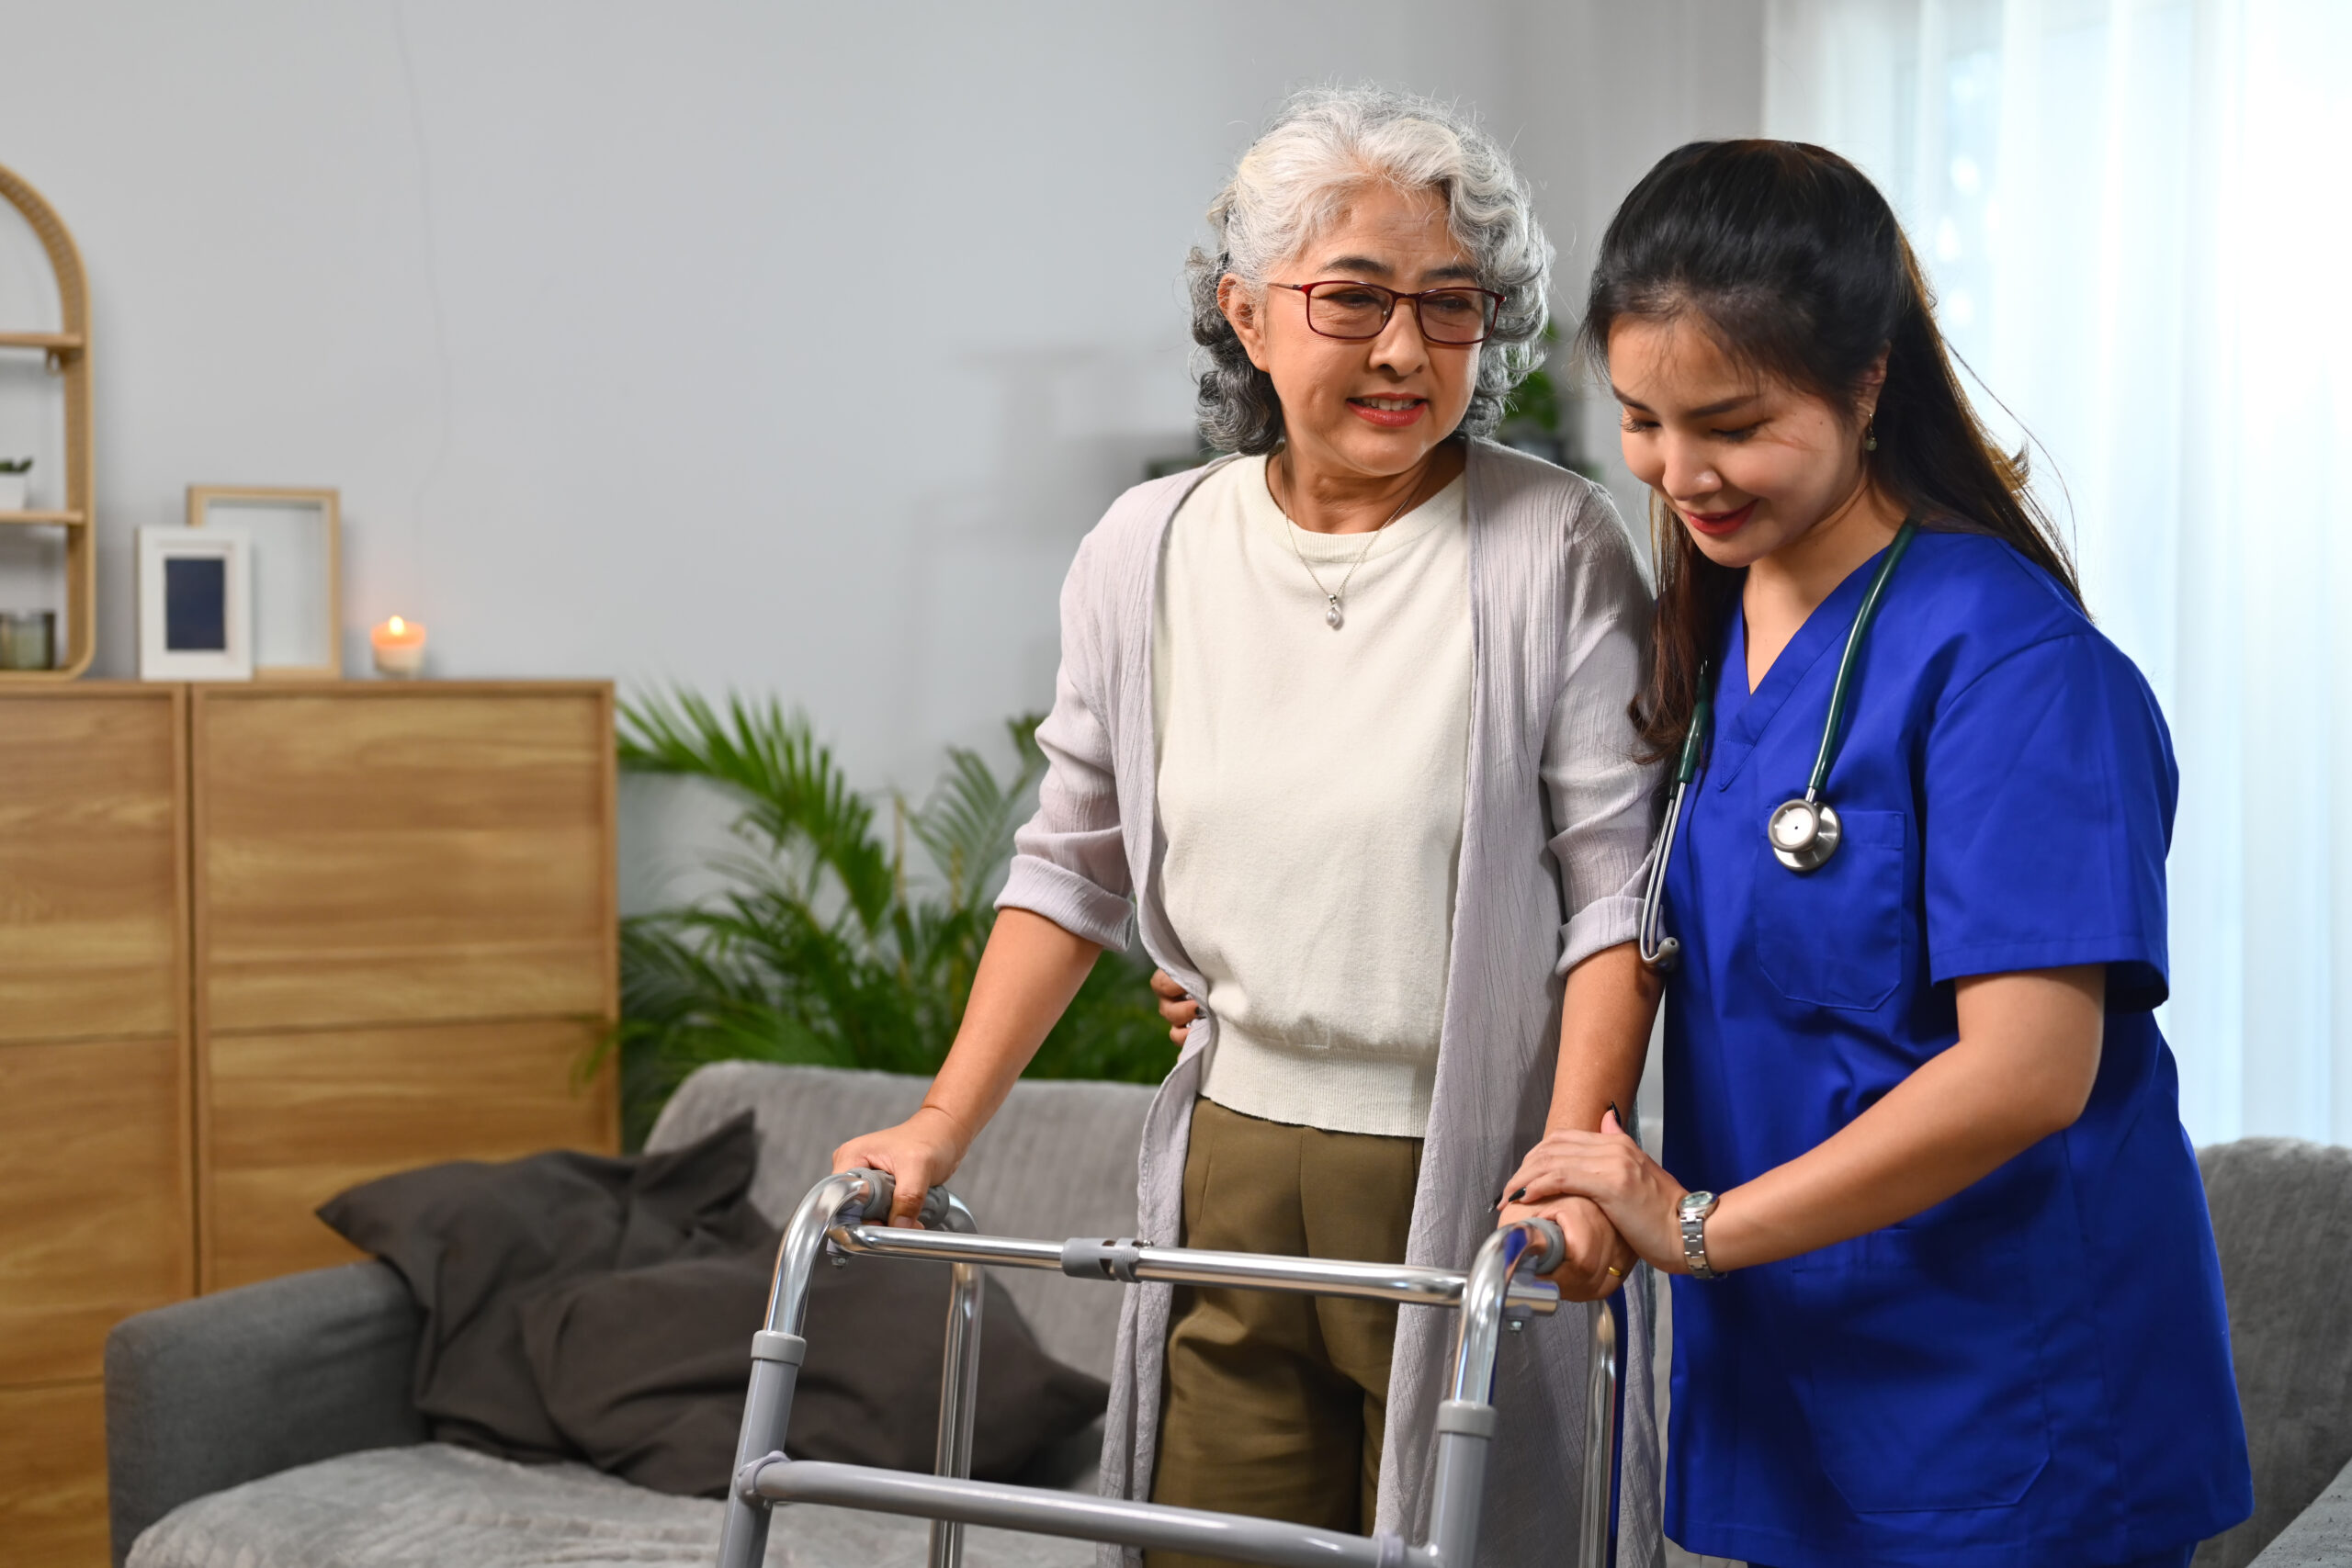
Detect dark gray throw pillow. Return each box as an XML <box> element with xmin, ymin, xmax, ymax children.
<box><xmin>521</xmin><ymin>1247</ymin><xmax>1110</xmax><ymax>1495</ymax></box>
<box><xmin>319</xmin><ymin>1118</ymin><xmax>1109</xmax><ymax>1498</ymax></box>
<box><xmin>317</xmin><ymin>1112</ymin><xmax>768</xmax><ymax>1461</ymax></box>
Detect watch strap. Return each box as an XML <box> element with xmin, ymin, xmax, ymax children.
<box><xmin>1679</xmin><ymin>1192</ymin><xmax>1721</xmax><ymax>1280</ymax></box>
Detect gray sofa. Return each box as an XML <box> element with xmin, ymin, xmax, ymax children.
<box><xmin>107</xmin><ymin>1062</ymin><xmax>1158</xmax><ymax>1568</ymax></box>
<box><xmin>2195</xmin><ymin>1138</ymin><xmax>2352</xmax><ymax>1568</ymax></box>
<box><xmin>105</xmin><ymin>1064</ymin><xmax>2352</xmax><ymax>1568</ymax></box>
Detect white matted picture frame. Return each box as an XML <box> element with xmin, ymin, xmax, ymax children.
<box><xmin>138</xmin><ymin>526</ymin><xmax>253</xmax><ymax>681</ymax></box>
<box><xmin>187</xmin><ymin>484</ymin><xmax>341</xmax><ymax>677</ymax></box>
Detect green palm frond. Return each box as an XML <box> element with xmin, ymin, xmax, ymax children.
<box><xmin>605</xmin><ymin>694</ymin><xmax>1173</xmax><ymax>1144</ymax></box>
<box><xmin>905</xmin><ymin>716</ymin><xmax>1047</xmax><ymax>914</ymax></box>
<box><xmin>619</xmin><ymin>690</ymin><xmax>896</xmax><ymax>934</ymax></box>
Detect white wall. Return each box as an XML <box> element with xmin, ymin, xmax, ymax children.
<box><xmin>1509</xmin><ymin>2</ymin><xmax>1771</xmax><ymax>526</ymax></box>
<box><xmin>0</xmin><ymin>0</ymin><xmax>1758</xmax><ymax>908</ymax></box>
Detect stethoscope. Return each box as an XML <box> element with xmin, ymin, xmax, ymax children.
<box><xmin>1636</xmin><ymin>519</ymin><xmax>1918</xmax><ymax>971</ymax></box>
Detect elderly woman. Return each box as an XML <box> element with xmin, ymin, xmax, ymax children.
<box><xmin>833</xmin><ymin>86</ymin><xmax>1661</xmax><ymax>1564</ymax></box>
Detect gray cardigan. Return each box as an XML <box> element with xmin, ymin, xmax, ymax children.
<box><xmin>998</xmin><ymin>439</ymin><xmax>1666</xmax><ymax>1567</ymax></box>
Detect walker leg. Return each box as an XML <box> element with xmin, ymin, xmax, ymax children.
<box><xmin>718</xmin><ymin>1359</ymin><xmax>798</xmax><ymax>1568</ymax></box>
<box><xmin>1577</xmin><ymin>1297</ymin><xmax>1620</xmax><ymax>1568</ymax></box>
<box><xmin>718</xmin><ymin>1170</ymin><xmax>884</xmax><ymax>1568</ymax></box>
<box><xmin>1425</xmin><ymin>1422</ymin><xmax>1493</xmax><ymax>1567</ymax></box>
<box><xmin>1425</xmin><ymin>1219</ymin><xmax>1560</xmax><ymax>1565</ymax></box>
<box><xmin>927</xmin><ymin>1259</ymin><xmax>985</xmax><ymax>1568</ymax></box>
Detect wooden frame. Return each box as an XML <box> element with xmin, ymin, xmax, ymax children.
<box><xmin>0</xmin><ymin>161</ymin><xmax>93</xmax><ymax>681</ymax></box>
<box><xmin>187</xmin><ymin>485</ymin><xmax>342</xmax><ymax>679</ymax></box>
<box><xmin>137</xmin><ymin>527</ymin><xmax>253</xmax><ymax>682</ymax></box>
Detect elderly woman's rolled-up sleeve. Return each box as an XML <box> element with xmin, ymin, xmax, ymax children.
<box><xmin>996</xmin><ymin>533</ymin><xmax>1136</xmax><ymax>953</ymax></box>
<box><xmin>1545</xmin><ymin>491</ymin><xmax>1661</xmax><ymax>976</ymax></box>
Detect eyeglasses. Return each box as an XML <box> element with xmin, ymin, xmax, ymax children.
<box><xmin>1272</xmin><ymin>279</ymin><xmax>1505</xmax><ymax>345</ymax></box>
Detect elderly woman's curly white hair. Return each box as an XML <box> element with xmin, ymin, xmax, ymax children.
<box><xmin>1186</xmin><ymin>85</ymin><xmax>1555</xmax><ymax>454</ymax></box>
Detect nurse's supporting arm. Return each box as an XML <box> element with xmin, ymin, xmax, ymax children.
<box><xmin>1544</xmin><ymin>942</ymin><xmax>1660</xmax><ymax>1149</ymax></box>
<box><xmin>1509</xmin><ymin>964</ymin><xmax>2105</xmax><ymax>1275</ymax></box>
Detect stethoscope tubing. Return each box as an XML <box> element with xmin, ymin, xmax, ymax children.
<box><xmin>1636</xmin><ymin>672</ymin><xmax>1711</xmax><ymax>969</ymax></box>
<box><xmin>1636</xmin><ymin>519</ymin><xmax>1919</xmax><ymax>970</ymax></box>
<box><xmin>1800</xmin><ymin>521</ymin><xmax>1918</xmax><ymax>806</ymax></box>
<box><xmin>1636</xmin><ymin>773</ymin><xmax>1691</xmax><ymax>969</ymax></box>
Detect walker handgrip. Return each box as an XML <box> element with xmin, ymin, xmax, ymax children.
<box><xmin>917</xmin><ymin>1185</ymin><xmax>954</xmax><ymax>1230</ymax></box>
<box><xmin>846</xmin><ymin>1167</ymin><xmax>897</xmax><ymax>1222</ymax></box>
<box><xmin>840</xmin><ymin>1168</ymin><xmax>955</xmax><ymax>1229</ymax></box>
<box><xmin>1522</xmin><ymin>1218</ymin><xmax>1566</xmax><ymax>1277</ymax></box>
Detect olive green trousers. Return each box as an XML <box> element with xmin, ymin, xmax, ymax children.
<box><xmin>1145</xmin><ymin>1097</ymin><xmax>1424</xmax><ymax>1568</ymax></box>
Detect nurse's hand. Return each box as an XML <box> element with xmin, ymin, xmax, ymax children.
<box><xmin>1504</xmin><ymin>1108</ymin><xmax>1693</xmax><ymax>1275</ymax></box>
<box><xmin>1498</xmin><ymin>1193</ymin><xmax>1634</xmax><ymax>1301</ymax></box>
<box><xmin>1148</xmin><ymin>969</ymin><xmax>1200</xmax><ymax>1044</ymax></box>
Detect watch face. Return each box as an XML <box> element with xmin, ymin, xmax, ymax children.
<box><xmin>1679</xmin><ymin>1190</ymin><xmax>1717</xmax><ymax>1218</ymax></box>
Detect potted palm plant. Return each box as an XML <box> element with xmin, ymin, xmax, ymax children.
<box><xmin>598</xmin><ymin>693</ymin><xmax>1174</xmax><ymax>1145</ymax></box>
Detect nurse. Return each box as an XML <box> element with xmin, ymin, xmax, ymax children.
<box><xmin>1500</xmin><ymin>141</ymin><xmax>2254</xmax><ymax>1567</ymax></box>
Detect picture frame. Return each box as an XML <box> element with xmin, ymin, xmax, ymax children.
<box><xmin>138</xmin><ymin>526</ymin><xmax>253</xmax><ymax>682</ymax></box>
<box><xmin>187</xmin><ymin>484</ymin><xmax>341</xmax><ymax>677</ymax></box>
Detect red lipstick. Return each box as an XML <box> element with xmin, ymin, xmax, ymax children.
<box><xmin>1681</xmin><ymin>501</ymin><xmax>1756</xmax><ymax>536</ymax></box>
<box><xmin>1347</xmin><ymin>397</ymin><xmax>1427</xmax><ymax>429</ymax></box>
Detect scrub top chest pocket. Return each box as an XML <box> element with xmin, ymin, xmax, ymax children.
<box><xmin>1755</xmin><ymin>807</ymin><xmax>1911</xmax><ymax>1010</ymax></box>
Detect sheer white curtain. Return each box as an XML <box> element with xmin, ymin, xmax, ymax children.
<box><xmin>1764</xmin><ymin>0</ymin><xmax>2352</xmax><ymax>1145</ymax></box>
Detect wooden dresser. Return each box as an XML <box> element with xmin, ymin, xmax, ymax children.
<box><xmin>0</xmin><ymin>682</ymin><xmax>618</xmax><ymax>1565</ymax></box>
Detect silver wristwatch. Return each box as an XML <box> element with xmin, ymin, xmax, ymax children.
<box><xmin>1678</xmin><ymin>1190</ymin><xmax>1722</xmax><ymax>1280</ymax></box>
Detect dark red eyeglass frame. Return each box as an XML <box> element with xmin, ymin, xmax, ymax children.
<box><xmin>1272</xmin><ymin>279</ymin><xmax>1507</xmax><ymax>344</ymax></box>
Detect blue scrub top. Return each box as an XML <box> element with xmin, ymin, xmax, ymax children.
<box><xmin>1659</xmin><ymin>531</ymin><xmax>2252</xmax><ymax>1568</ymax></box>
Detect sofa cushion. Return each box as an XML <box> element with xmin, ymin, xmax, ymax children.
<box><xmin>647</xmin><ymin>1064</ymin><xmax>1157</xmax><ymax>1382</ymax></box>
<box><xmin>319</xmin><ymin>1113</ymin><xmax>768</xmax><ymax>1461</ymax></box>
<box><xmin>126</xmin><ymin>1442</ymin><xmax>1097</xmax><ymax>1568</ymax></box>
<box><xmin>526</xmin><ymin>1246</ymin><xmax>1107</xmax><ymax>1493</ymax></box>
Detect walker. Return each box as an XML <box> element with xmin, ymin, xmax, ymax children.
<box><xmin>716</xmin><ymin>1168</ymin><xmax>1623</xmax><ymax>1568</ymax></box>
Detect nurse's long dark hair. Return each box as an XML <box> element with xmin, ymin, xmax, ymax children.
<box><xmin>1580</xmin><ymin>140</ymin><xmax>2081</xmax><ymax>761</ymax></box>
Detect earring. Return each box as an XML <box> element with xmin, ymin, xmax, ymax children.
<box><xmin>1864</xmin><ymin>421</ymin><xmax>1879</xmax><ymax>453</ymax></box>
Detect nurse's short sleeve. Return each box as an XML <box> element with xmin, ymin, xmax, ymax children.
<box><xmin>1924</xmin><ymin>631</ymin><xmax>2177</xmax><ymax>1010</ymax></box>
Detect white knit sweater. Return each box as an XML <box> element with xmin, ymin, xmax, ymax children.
<box><xmin>1150</xmin><ymin>455</ymin><xmax>1469</xmax><ymax>1139</ymax></box>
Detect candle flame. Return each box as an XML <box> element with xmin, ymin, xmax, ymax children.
<box><xmin>388</xmin><ymin>616</ymin><xmax>405</xmax><ymax>635</ymax></box>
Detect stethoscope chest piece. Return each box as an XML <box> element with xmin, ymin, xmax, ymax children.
<box><xmin>1637</xmin><ymin>521</ymin><xmax>1918</xmax><ymax>968</ymax></box>
<box><xmin>1768</xmin><ymin>796</ymin><xmax>1841</xmax><ymax>873</ymax></box>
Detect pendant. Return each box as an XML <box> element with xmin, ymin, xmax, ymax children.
<box><xmin>1325</xmin><ymin>596</ymin><xmax>1343</xmax><ymax>630</ymax></box>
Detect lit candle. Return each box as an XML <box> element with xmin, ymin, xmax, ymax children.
<box><xmin>370</xmin><ymin>615</ymin><xmax>426</xmax><ymax>678</ymax></box>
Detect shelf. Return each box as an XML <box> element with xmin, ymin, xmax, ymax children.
<box><xmin>0</xmin><ymin>161</ymin><xmax>95</xmax><ymax>678</ymax></box>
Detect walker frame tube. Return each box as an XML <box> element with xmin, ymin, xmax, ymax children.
<box><xmin>717</xmin><ymin>1169</ymin><xmax>1620</xmax><ymax>1568</ymax></box>
<box><xmin>1578</xmin><ymin>1294</ymin><xmax>1620</xmax><ymax>1568</ymax></box>
<box><xmin>827</xmin><ymin>1221</ymin><xmax>1566</xmax><ymax>1313</ymax></box>
<box><xmin>927</xmin><ymin>1195</ymin><xmax>984</xmax><ymax>1568</ymax></box>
